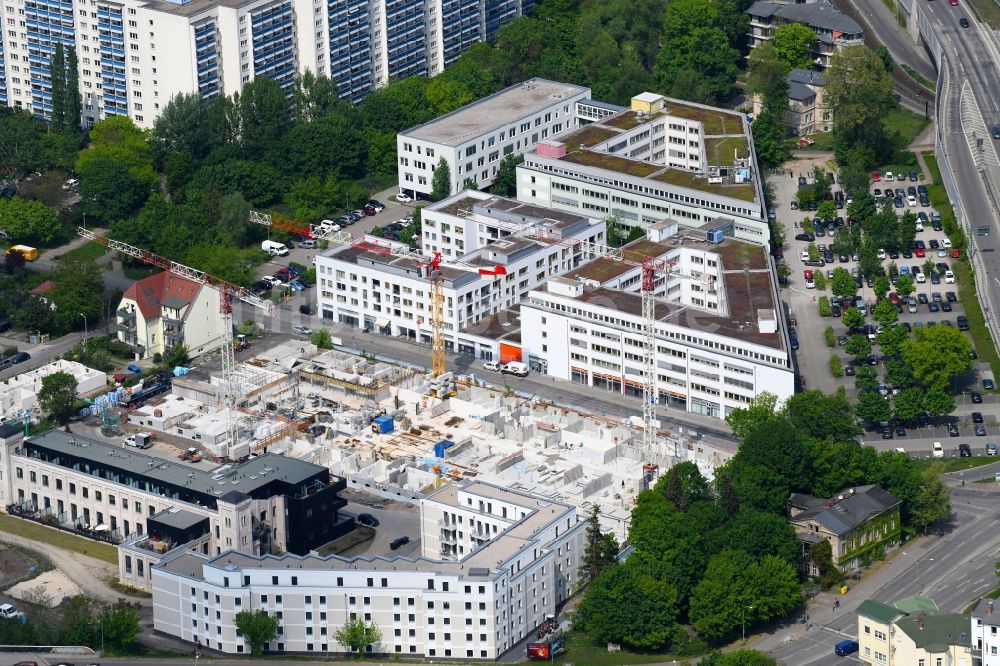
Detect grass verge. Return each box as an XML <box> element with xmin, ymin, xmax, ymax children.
<box><xmin>922</xmin><ymin>151</ymin><xmax>1000</xmax><ymax>380</ymax></box>
<box><xmin>913</xmin><ymin>455</ymin><xmax>997</xmax><ymax>474</ymax></box>
<box><xmin>901</xmin><ymin>64</ymin><xmax>935</xmax><ymax>92</ymax></box>
<box><xmin>560</xmin><ymin>631</ymin><xmax>705</xmax><ymax>666</ymax></box>
<box><xmin>54</xmin><ymin>241</ymin><xmax>108</xmax><ymax>264</ymax></box>
<box><xmin>966</xmin><ymin>0</ymin><xmax>1000</xmax><ymax>29</ymax></box>
<box><xmin>886</xmin><ymin>108</ymin><xmax>932</xmax><ymax>148</ymax></box>
<box><xmin>0</xmin><ymin>514</ymin><xmax>118</xmax><ymax>564</ymax></box>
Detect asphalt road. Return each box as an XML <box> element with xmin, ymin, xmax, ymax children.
<box><xmin>0</xmin><ymin>331</ymin><xmax>83</xmax><ymax>382</ymax></box>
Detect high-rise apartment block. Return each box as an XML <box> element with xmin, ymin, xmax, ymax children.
<box><xmin>0</xmin><ymin>0</ymin><xmax>535</xmax><ymax>127</ymax></box>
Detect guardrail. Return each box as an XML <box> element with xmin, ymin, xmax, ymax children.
<box><xmin>920</xmin><ymin>0</ymin><xmax>1000</xmax><ymax>351</ymax></box>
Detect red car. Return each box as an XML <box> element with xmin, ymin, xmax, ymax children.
<box><xmin>889</xmin><ymin>292</ymin><xmax>900</xmax><ymax>305</ymax></box>
<box><xmin>915</xmin><ymin>247</ymin><xmax>926</xmax><ymax>257</ymax></box>
<box><xmin>952</xmin><ymin>248</ymin><xmax>961</xmax><ymax>258</ymax></box>
<box><xmin>872</xmin><ymin>171</ymin><xmax>881</xmax><ymax>182</ymax></box>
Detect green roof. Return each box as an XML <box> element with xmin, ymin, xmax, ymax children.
<box><xmin>895</xmin><ymin>613</ymin><xmax>971</xmax><ymax>652</ymax></box>
<box><xmin>857</xmin><ymin>599</ymin><xmax>903</xmax><ymax>624</ymax></box>
<box><xmin>894</xmin><ymin>595</ymin><xmax>940</xmax><ymax>615</ymax></box>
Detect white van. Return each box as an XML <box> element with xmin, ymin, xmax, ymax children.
<box><xmin>123</xmin><ymin>432</ymin><xmax>152</xmax><ymax>449</ymax></box>
<box><xmin>261</xmin><ymin>240</ymin><xmax>289</xmax><ymax>256</ymax></box>
<box><xmin>318</xmin><ymin>220</ymin><xmax>341</xmax><ymax>233</ymax></box>
<box><xmin>501</xmin><ymin>361</ymin><xmax>529</xmax><ymax>377</ymax></box>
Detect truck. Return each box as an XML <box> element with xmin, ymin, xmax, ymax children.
<box><xmin>123</xmin><ymin>432</ymin><xmax>152</xmax><ymax>449</ymax></box>
<box><xmin>500</xmin><ymin>361</ymin><xmax>529</xmax><ymax>377</ymax></box>
<box><xmin>8</xmin><ymin>245</ymin><xmax>38</xmax><ymax>261</ymax></box>
<box><xmin>261</xmin><ymin>240</ymin><xmax>289</xmax><ymax>256</ymax></box>
<box><xmin>124</xmin><ymin>371</ymin><xmax>171</xmax><ymax>408</ymax></box>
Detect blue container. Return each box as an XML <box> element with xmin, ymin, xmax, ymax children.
<box><xmin>373</xmin><ymin>415</ymin><xmax>394</xmax><ymax>434</ymax></box>
<box><xmin>434</xmin><ymin>439</ymin><xmax>455</xmax><ymax>458</ymax></box>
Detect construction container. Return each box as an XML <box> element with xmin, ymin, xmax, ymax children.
<box><xmin>434</xmin><ymin>439</ymin><xmax>455</xmax><ymax>458</ymax></box>
<box><xmin>372</xmin><ymin>414</ymin><xmax>394</xmax><ymax>434</ymax></box>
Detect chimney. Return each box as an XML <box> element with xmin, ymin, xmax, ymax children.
<box><xmin>917</xmin><ymin>612</ymin><xmax>925</xmax><ymax>630</ymax></box>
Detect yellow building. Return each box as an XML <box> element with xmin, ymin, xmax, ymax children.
<box><xmin>892</xmin><ymin>613</ymin><xmax>972</xmax><ymax>666</ymax></box>
<box><xmin>858</xmin><ymin>599</ymin><xmax>903</xmax><ymax>665</ymax></box>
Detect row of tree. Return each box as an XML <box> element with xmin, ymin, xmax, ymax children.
<box><xmin>574</xmin><ymin>390</ymin><xmax>949</xmax><ymax>650</ymax></box>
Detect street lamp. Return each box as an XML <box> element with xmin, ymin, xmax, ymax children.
<box><xmin>80</xmin><ymin>313</ymin><xmax>88</xmax><ymax>343</ymax></box>
<box><xmin>742</xmin><ymin>604</ymin><xmax>754</xmax><ymax>641</ymax></box>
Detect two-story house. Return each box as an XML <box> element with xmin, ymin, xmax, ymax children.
<box><xmin>746</xmin><ymin>1</ymin><xmax>864</xmax><ymax>69</ymax></box>
<box><xmin>753</xmin><ymin>68</ymin><xmax>830</xmax><ymax>136</ymax></box>
<box><xmin>788</xmin><ymin>485</ymin><xmax>901</xmax><ymax>573</ymax></box>
<box><xmin>116</xmin><ymin>272</ymin><xmax>222</xmax><ymax>361</ymax></box>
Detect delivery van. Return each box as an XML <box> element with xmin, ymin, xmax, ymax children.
<box><xmin>9</xmin><ymin>245</ymin><xmax>38</xmax><ymax>261</ymax></box>
<box><xmin>123</xmin><ymin>432</ymin><xmax>153</xmax><ymax>449</ymax></box>
<box><xmin>261</xmin><ymin>240</ymin><xmax>289</xmax><ymax>256</ymax></box>
<box><xmin>501</xmin><ymin>361</ymin><xmax>529</xmax><ymax>377</ymax></box>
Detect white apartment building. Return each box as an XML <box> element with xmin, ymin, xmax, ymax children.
<box><xmin>0</xmin><ymin>359</ymin><xmax>106</xmax><ymax>421</ymax></box>
<box><xmin>516</xmin><ymin>92</ymin><xmax>770</xmax><ymax>243</ymax></box>
<box><xmin>314</xmin><ymin>191</ymin><xmax>605</xmax><ymax>353</ymax></box>
<box><xmin>116</xmin><ymin>270</ymin><xmax>222</xmax><ymax>361</ymax></box>
<box><xmin>973</xmin><ymin>598</ymin><xmax>1000</xmax><ymax>665</ymax></box>
<box><xmin>0</xmin><ymin>0</ymin><xmax>534</xmax><ymax>127</ymax></box>
<box><xmin>0</xmin><ymin>426</ymin><xmax>354</xmax><ymax>591</ymax></box>
<box><xmin>458</xmin><ymin>222</ymin><xmax>794</xmax><ymax>419</ymax></box>
<box><xmin>397</xmin><ymin>79</ymin><xmax>592</xmax><ymax>198</ymax></box>
<box><xmin>151</xmin><ymin>480</ymin><xmax>585</xmax><ymax>658</ymax></box>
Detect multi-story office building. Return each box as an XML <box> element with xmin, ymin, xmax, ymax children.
<box><xmin>0</xmin><ymin>426</ymin><xmax>353</xmax><ymax>591</ymax></box>
<box><xmin>0</xmin><ymin>0</ymin><xmax>534</xmax><ymax>127</ymax></box>
<box><xmin>151</xmin><ymin>480</ymin><xmax>585</xmax><ymax>657</ymax></box>
<box><xmin>397</xmin><ymin>78</ymin><xmax>592</xmax><ymax>198</ymax></box>
<box><xmin>746</xmin><ymin>1</ymin><xmax>864</xmax><ymax>69</ymax></box>
<box><xmin>454</xmin><ymin>220</ymin><xmax>795</xmax><ymax>419</ymax></box>
<box><xmin>314</xmin><ymin>190</ymin><xmax>605</xmax><ymax>352</ymax></box>
<box><xmin>515</xmin><ymin>92</ymin><xmax>771</xmax><ymax>243</ymax></box>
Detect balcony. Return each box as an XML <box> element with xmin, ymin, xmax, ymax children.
<box><xmin>117</xmin><ymin>309</ymin><xmax>136</xmax><ymax>330</ymax></box>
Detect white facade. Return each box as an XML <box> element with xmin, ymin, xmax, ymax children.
<box><xmin>0</xmin><ymin>359</ymin><xmax>106</xmax><ymax>420</ymax></box>
<box><xmin>314</xmin><ymin>191</ymin><xmax>605</xmax><ymax>352</ymax></box>
<box><xmin>397</xmin><ymin>79</ymin><xmax>592</xmax><ymax>198</ymax></box>
<box><xmin>116</xmin><ymin>272</ymin><xmax>222</xmax><ymax>361</ymax></box>
<box><xmin>973</xmin><ymin>598</ymin><xmax>1000</xmax><ymax>665</ymax></box>
<box><xmin>0</xmin><ymin>0</ymin><xmax>533</xmax><ymax>127</ymax></box>
<box><xmin>516</xmin><ymin>92</ymin><xmax>769</xmax><ymax>243</ymax></box>
<box><xmin>151</xmin><ymin>481</ymin><xmax>585</xmax><ymax>658</ymax></box>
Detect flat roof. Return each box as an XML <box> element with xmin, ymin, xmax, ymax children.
<box><xmin>158</xmin><ymin>481</ymin><xmax>577</xmax><ymax>580</ymax></box>
<box><xmin>532</xmin><ymin>95</ymin><xmax>759</xmax><ymax>204</ymax></box>
<box><xmin>150</xmin><ymin>507</ymin><xmax>210</xmax><ymax>532</ymax></box>
<box><xmin>401</xmin><ymin>79</ymin><xmax>589</xmax><ymax>146</ymax></box>
<box><xmin>429</xmin><ymin>191</ymin><xmax>592</xmax><ymax>233</ymax></box>
<box><xmin>459</xmin><ymin>305</ymin><xmax>521</xmax><ymax>340</ymax></box>
<box><xmin>24</xmin><ymin>429</ymin><xmax>327</xmax><ymax>499</ymax></box>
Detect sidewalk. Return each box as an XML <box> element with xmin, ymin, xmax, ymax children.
<box><xmin>751</xmin><ymin>538</ymin><xmax>929</xmax><ymax>653</ymax></box>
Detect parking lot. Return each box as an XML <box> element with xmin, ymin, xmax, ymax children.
<box><xmin>770</xmin><ymin>157</ymin><xmax>996</xmax><ymax>456</ymax></box>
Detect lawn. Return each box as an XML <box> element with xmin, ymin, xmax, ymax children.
<box><xmin>913</xmin><ymin>455</ymin><xmax>997</xmax><ymax>474</ymax></box>
<box><xmin>0</xmin><ymin>514</ymin><xmax>118</xmax><ymax>564</ymax></box>
<box><xmin>54</xmin><ymin>241</ymin><xmax>108</xmax><ymax>264</ymax></box>
<box><xmin>967</xmin><ymin>0</ymin><xmax>1000</xmax><ymax>29</ymax></box>
<box><xmin>922</xmin><ymin>151</ymin><xmax>1000</xmax><ymax>380</ymax></box>
<box><xmin>789</xmin><ymin>132</ymin><xmax>836</xmax><ymax>152</ymax></box>
<box><xmin>558</xmin><ymin>631</ymin><xmax>705</xmax><ymax>666</ymax></box>
<box><xmin>885</xmin><ymin>108</ymin><xmax>931</xmax><ymax>149</ymax></box>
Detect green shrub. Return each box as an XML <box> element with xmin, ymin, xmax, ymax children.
<box><xmin>814</xmin><ymin>271</ymin><xmax>827</xmax><ymax>291</ymax></box>
<box><xmin>818</xmin><ymin>296</ymin><xmax>832</xmax><ymax>317</ymax></box>
<box><xmin>830</xmin><ymin>355</ymin><xmax>843</xmax><ymax>378</ymax></box>
<box><xmin>825</xmin><ymin>326</ymin><xmax>836</xmax><ymax>348</ymax></box>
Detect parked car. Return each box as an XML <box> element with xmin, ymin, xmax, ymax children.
<box><xmin>292</xmin><ymin>325</ymin><xmax>312</xmax><ymax>336</ymax></box>
<box><xmin>395</xmin><ymin>192</ymin><xmax>413</xmax><ymax>203</ymax></box>
<box><xmin>932</xmin><ymin>441</ymin><xmax>944</xmax><ymax>458</ymax></box>
<box><xmin>357</xmin><ymin>513</ymin><xmax>379</xmax><ymax>527</ymax></box>
<box><xmin>835</xmin><ymin>640</ymin><xmax>859</xmax><ymax>656</ymax></box>
<box><xmin>987</xmin><ymin>379</ymin><xmax>997</xmax><ymax>390</ymax></box>
<box><xmin>977</xmin><ymin>424</ymin><xmax>988</xmax><ymax>436</ymax></box>
<box><xmin>988</xmin><ymin>443</ymin><xmax>998</xmax><ymax>455</ymax></box>
<box><xmin>960</xmin><ymin>443</ymin><xmax>972</xmax><ymax>457</ymax></box>
<box><xmin>390</xmin><ymin>536</ymin><xmax>410</xmax><ymax>550</ymax></box>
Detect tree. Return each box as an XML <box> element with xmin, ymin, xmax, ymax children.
<box><xmin>876</xmin><ymin>44</ymin><xmax>894</xmax><ymax>74</ymax></box>
<box><xmin>574</xmin><ymin>553</ymin><xmax>682</xmax><ymax>650</ymax></box>
<box><xmin>492</xmin><ymin>153</ymin><xmax>524</xmax><ymax>197</ymax></box>
<box><xmin>334</xmin><ymin>616</ymin><xmax>382</xmax><ymax>655</ymax></box>
<box><xmin>823</xmin><ymin>46</ymin><xmax>896</xmax><ymax>166</ymax></box>
<box><xmin>150</xmin><ymin>93</ymin><xmax>215</xmax><ymax>163</ymax></box>
<box><xmin>877</xmin><ymin>326</ymin><xmax>909</xmax><ymax>358</ymax></box>
<box><xmin>311</xmin><ymin>328</ymin><xmax>334</xmax><ymax>349</ymax></box>
<box><xmin>15</xmin><ymin>295</ymin><xmax>57</xmax><ymax>333</ymax></box>
<box><xmin>893</xmin><ymin>387</ymin><xmax>925</xmax><ymax>422</ymax></box>
<box><xmin>855</xmin><ymin>366</ymin><xmax>879</xmax><ymax>394</ymax></box>
<box><xmin>654</xmin><ymin>26</ymin><xmax>739</xmax><ymax>104</ymax></box>
<box><xmin>580</xmin><ymin>505</ymin><xmax>619</xmax><ymax>585</ymax></box>
<box><xmin>910</xmin><ymin>463</ymin><xmax>951</xmax><ymax>533</ymax></box>
<box><xmin>902</xmin><ymin>325</ymin><xmax>972</xmax><ymax>392</ymax></box>
<box><xmin>848</xmin><ymin>191</ymin><xmax>877</xmax><ymax>225</ymax></box>
<box><xmin>895</xmin><ymin>274</ymin><xmax>914</xmax><ymax>298</ymax></box>
<box><xmin>282</xmin><ymin>112</ymin><xmax>365</xmax><ymax>180</ymax></box>
<box><xmin>751</xmin><ymin>111</ymin><xmax>789</xmax><ymax>169</ymax></box>
<box><xmin>425</xmin><ymin>77</ymin><xmax>475</xmax><ymax>116</ymax></box>
<box><xmin>873</xmin><ymin>275</ymin><xmax>891</xmax><ymax>300</ymax></box>
<box><xmin>235</xmin><ymin>609</ymin><xmax>279</xmax><ymax>656</ymax></box>
<box><xmin>725</xmin><ymin>391</ymin><xmax>778</xmax><ymax>439</ymax></box>
<box><xmin>746</xmin><ymin>41</ymin><xmax>790</xmax><ymax>113</ymax></box>
<box><xmin>724</xmin><ymin>508</ymin><xmax>800</xmax><ymax>564</ymax></box>
<box><xmin>736</xmin><ymin>416</ymin><xmax>814</xmax><ymax>492</ymax></box>
<box><xmin>856</xmin><ymin>392</ymin><xmax>890</xmax><ymax>423</ymax></box>
<box><xmin>843</xmin><ymin>307</ymin><xmax>865</xmax><ymax>330</ymax></box>
<box><xmin>76</xmin><ymin>116</ymin><xmax>156</xmax><ymax>186</ymax></box>
<box><xmin>65</xmin><ymin>46</ymin><xmax>81</xmax><ymax>132</ymax></box>
<box><xmin>4</xmin><ymin>248</ymin><xmax>26</xmax><ymax>275</ymax></box>
<box><xmin>163</xmin><ymin>344</ymin><xmax>189</xmax><ymax>368</ymax></box>
<box><xmin>831</xmin><ymin>267</ymin><xmax>857</xmax><ymax>299</ymax></box>
<box><xmin>291</xmin><ymin>70</ymin><xmax>341</xmax><ymax>123</ymax></box>
<box><xmin>234</xmin><ymin>76</ymin><xmax>290</xmax><ymax>159</ymax></box>
<box><xmin>816</xmin><ymin>199</ymin><xmax>837</xmax><ymax>222</ymax></box>
<box><xmin>923</xmin><ymin>387</ymin><xmax>956</xmax><ymax>417</ymax></box>
<box><xmin>49</xmin><ymin>43</ymin><xmax>66</xmax><ymax>131</ymax></box>
<box><xmin>772</xmin><ymin>23</ymin><xmax>816</xmax><ymax>70</ymax></box>
<box><xmin>37</xmin><ymin>371</ymin><xmax>78</xmax><ymax>425</ymax></box>
<box><xmin>808</xmin><ymin>539</ymin><xmax>841</xmax><ymax>590</ymax></box>
<box><xmin>873</xmin><ymin>299</ymin><xmax>898</xmax><ymax>328</ymax></box>
<box><xmin>657</xmin><ymin>461</ymin><xmax>712</xmax><ymax>511</ymax></box>
<box><xmin>898</xmin><ymin>211</ymin><xmax>918</xmax><ymax>251</ymax></box>
<box><xmin>431</xmin><ymin>156</ymin><xmax>452</xmax><ymax>201</ymax></box>
<box><xmin>0</xmin><ymin>197</ymin><xmax>61</xmax><ymax>245</ymax></box>
<box><xmin>79</xmin><ymin>157</ymin><xmax>150</xmax><ymax>224</ymax></box>
<box><xmin>859</xmin><ymin>238</ymin><xmax>884</xmax><ymax>279</ymax></box>
<box><xmin>97</xmin><ymin>602</ymin><xmax>141</xmax><ymax>653</ymax></box>
<box><xmin>785</xmin><ymin>389</ymin><xmax>859</xmax><ymax>441</ymax></box>
<box><xmin>845</xmin><ymin>334</ymin><xmax>871</xmax><ymax>359</ymax></box>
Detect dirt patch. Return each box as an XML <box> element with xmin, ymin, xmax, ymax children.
<box><xmin>7</xmin><ymin>569</ymin><xmax>81</xmax><ymax>607</ymax></box>
<box><xmin>0</xmin><ymin>548</ymin><xmax>34</xmax><ymax>587</ymax></box>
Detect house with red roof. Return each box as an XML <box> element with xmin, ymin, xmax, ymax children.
<box><xmin>116</xmin><ymin>271</ymin><xmax>222</xmax><ymax>360</ymax></box>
